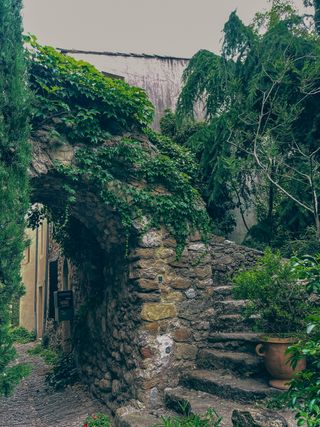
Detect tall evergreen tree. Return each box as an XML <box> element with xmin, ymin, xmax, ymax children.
<box><xmin>0</xmin><ymin>0</ymin><xmax>30</xmax><ymax>395</ymax></box>
<box><xmin>177</xmin><ymin>1</ymin><xmax>320</xmax><ymax>245</ymax></box>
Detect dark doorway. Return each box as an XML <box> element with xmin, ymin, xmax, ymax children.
<box><xmin>48</xmin><ymin>260</ymin><xmax>58</xmax><ymax>319</ymax></box>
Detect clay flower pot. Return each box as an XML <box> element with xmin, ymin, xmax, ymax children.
<box><xmin>255</xmin><ymin>337</ymin><xmax>306</xmax><ymax>390</ymax></box>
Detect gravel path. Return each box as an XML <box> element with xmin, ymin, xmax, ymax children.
<box><xmin>0</xmin><ymin>342</ymin><xmax>106</xmax><ymax>427</ymax></box>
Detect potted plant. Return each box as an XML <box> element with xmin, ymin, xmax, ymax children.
<box><xmin>233</xmin><ymin>249</ymin><xmax>309</xmax><ymax>390</ymax></box>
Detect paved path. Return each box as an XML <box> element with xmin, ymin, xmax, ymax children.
<box><xmin>0</xmin><ymin>342</ymin><xmax>106</xmax><ymax>427</ymax></box>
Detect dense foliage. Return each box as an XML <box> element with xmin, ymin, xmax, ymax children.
<box><xmin>282</xmin><ymin>254</ymin><xmax>320</xmax><ymax>426</ymax></box>
<box><xmin>9</xmin><ymin>326</ymin><xmax>36</xmax><ymax>344</ymax></box>
<box><xmin>160</xmin><ymin>109</ymin><xmax>205</xmax><ymax>154</ymax></box>
<box><xmin>27</xmin><ymin>37</ymin><xmax>154</xmax><ymax>142</ymax></box>
<box><xmin>27</xmin><ymin>42</ymin><xmax>211</xmax><ymax>255</ymax></box>
<box><xmin>233</xmin><ymin>250</ymin><xmax>310</xmax><ymax>335</ymax></box>
<box><xmin>0</xmin><ymin>363</ymin><xmax>32</xmax><ymax>397</ymax></box>
<box><xmin>0</xmin><ymin>0</ymin><xmax>30</xmax><ymax>396</ymax></box>
<box><xmin>27</xmin><ymin>344</ymin><xmax>59</xmax><ymax>365</ymax></box>
<box><xmin>177</xmin><ymin>1</ymin><xmax>320</xmax><ymax>247</ymax></box>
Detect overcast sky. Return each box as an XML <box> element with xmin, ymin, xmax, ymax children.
<box><xmin>22</xmin><ymin>0</ymin><xmax>306</xmax><ymax>57</ymax></box>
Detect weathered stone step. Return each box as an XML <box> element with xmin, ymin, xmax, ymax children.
<box><xmin>165</xmin><ymin>386</ymin><xmax>217</xmax><ymax>416</ymax></box>
<box><xmin>215</xmin><ymin>299</ymin><xmax>246</xmax><ymax>314</ymax></box>
<box><xmin>211</xmin><ymin>314</ymin><xmax>253</xmax><ymax>332</ymax></box>
<box><xmin>208</xmin><ymin>332</ymin><xmax>261</xmax><ymax>353</ymax></box>
<box><xmin>115</xmin><ymin>410</ymin><xmax>159</xmax><ymax>427</ymax></box>
<box><xmin>165</xmin><ymin>386</ymin><xmax>291</xmax><ymax>427</ymax></box>
<box><xmin>213</xmin><ymin>285</ymin><xmax>233</xmax><ymax>298</ymax></box>
<box><xmin>183</xmin><ymin>369</ymin><xmax>280</xmax><ymax>403</ymax></box>
<box><xmin>197</xmin><ymin>349</ymin><xmax>265</xmax><ymax>377</ymax></box>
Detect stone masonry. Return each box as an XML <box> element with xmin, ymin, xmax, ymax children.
<box><xmin>46</xmin><ymin>227</ymin><xmax>261</xmax><ymax>414</ymax></box>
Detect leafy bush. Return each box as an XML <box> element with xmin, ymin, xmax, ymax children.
<box><xmin>27</xmin><ymin>344</ymin><xmax>59</xmax><ymax>365</ymax></box>
<box><xmin>153</xmin><ymin>409</ymin><xmax>222</xmax><ymax>426</ymax></box>
<box><xmin>280</xmin><ymin>227</ymin><xmax>320</xmax><ymax>258</ymax></box>
<box><xmin>0</xmin><ymin>363</ymin><xmax>32</xmax><ymax>396</ymax></box>
<box><xmin>46</xmin><ymin>352</ymin><xmax>79</xmax><ymax>390</ymax></box>
<box><xmin>82</xmin><ymin>413</ymin><xmax>111</xmax><ymax>427</ymax></box>
<box><xmin>233</xmin><ymin>249</ymin><xmax>310</xmax><ymax>336</ymax></box>
<box><xmin>282</xmin><ymin>255</ymin><xmax>320</xmax><ymax>426</ymax></box>
<box><xmin>9</xmin><ymin>327</ymin><xmax>36</xmax><ymax>344</ymax></box>
<box><xmin>26</xmin><ymin>36</ymin><xmax>154</xmax><ymax>142</ymax></box>
<box><xmin>160</xmin><ymin>109</ymin><xmax>205</xmax><ymax>150</ymax></box>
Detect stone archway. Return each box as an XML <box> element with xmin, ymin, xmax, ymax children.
<box><xmin>29</xmin><ymin>133</ymin><xmax>217</xmax><ymax>412</ymax></box>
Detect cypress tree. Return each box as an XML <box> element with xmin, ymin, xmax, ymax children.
<box><xmin>0</xmin><ymin>0</ymin><xmax>30</xmax><ymax>395</ymax></box>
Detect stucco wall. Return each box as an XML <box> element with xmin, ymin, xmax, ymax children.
<box><xmin>20</xmin><ymin>220</ymin><xmax>48</xmax><ymax>337</ymax></box>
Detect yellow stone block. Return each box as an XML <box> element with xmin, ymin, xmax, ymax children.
<box><xmin>162</xmin><ymin>290</ymin><xmax>184</xmax><ymax>302</ymax></box>
<box><xmin>141</xmin><ymin>303</ymin><xmax>176</xmax><ymax>321</ymax></box>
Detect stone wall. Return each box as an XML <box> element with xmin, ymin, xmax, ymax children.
<box><xmin>40</xmin><ymin>223</ymin><xmax>261</xmax><ymax>413</ymax></box>
<box><xmin>70</xmin><ymin>229</ymin><xmax>262</xmax><ymax>412</ymax></box>
<box><xmin>210</xmin><ymin>235</ymin><xmax>262</xmax><ymax>284</ymax></box>
<box><xmin>127</xmin><ymin>229</ymin><xmax>214</xmax><ymax>407</ymax></box>
<box><xmin>58</xmin><ymin>227</ymin><xmax>215</xmax><ymax>412</ymax></box>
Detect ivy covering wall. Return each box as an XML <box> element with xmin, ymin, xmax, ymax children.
<box><xmin>0</xmin><ymin>0</ymin><xmax>30</xmax><ymax>395</ymax></box>
<box><xmin>28</xmin><ymin>40</ymin><xmax>211</xmax><ymax>255</ymax></box>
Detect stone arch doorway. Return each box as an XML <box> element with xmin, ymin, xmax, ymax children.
<box><xmin>30</xmin><ymin>167</ymin><xmax>137</xmax><ymax>407</ymax></box>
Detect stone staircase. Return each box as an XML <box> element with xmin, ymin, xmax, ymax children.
<box><xmin>162</xmin><ymin>280</ymin><xmax>289</xmax><ymax>426</ymax></box>
<box><xmin>116</xmin><ymin>280</ymin><xmax>295</xmax><ymax>426</ymax></box>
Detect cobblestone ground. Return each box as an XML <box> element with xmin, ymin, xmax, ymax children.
<box><xmin>0</xmin><ymin>342</ymin><xmax>107</xmax><ymax>427</ymax></box>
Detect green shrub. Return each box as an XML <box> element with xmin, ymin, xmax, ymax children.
<box><xmin>27</xmin><ymin>36</ymin><xmax>154</xmax><ymax>141</ymax></box>
<box><xmin>46</xmin><ymin>352</ymin><xmax>79</xmax><ymax>390</ymax></box>
<box><xmin>281</xmin><ymin>254</ymin><xmax>320</xmax><ymax>426</ymax></box>
<box><xmin>9</xmin><ymin>327</ymin><xmax>36</xmax><ymax>344</ymax></box>
<box><xmin>233</xmin><ymin>249</ymin><xmax>310</xmax><ymax>336</ymax></box>
<box><xmin>27</xmin><ymin>344</ymin><xmax>59</xmax><ymax>365</ymax></box>
<box><xmin>280</xmin><ymin>227</ymin><xmax>320</xmax><ymax>258</ymax></box>
<box><xmin>82</xmin><ymin>413</ymin><xmax>111</xmax><ymax>427</ymax></box>
<box><xmin>0</xmin><ymin>363</ymin><xmax>32</xmax><ymax>396</ymax></box>
<box><xmin>153</xmin><ymin>409</ymin><xmax>222</xmax><ymax>427</ymax></box>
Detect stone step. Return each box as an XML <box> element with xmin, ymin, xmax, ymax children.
<box><xmin>211</xmin><ymin>314</ymin><xmax>253</xmax><ymax>332</ymax></box>
<box><xmin>213</xmin><ymin>285</ymin><xmax>233</xmax><ymax>298</ymax></box>
<box><xmin>115</xmin><ymin>410</ymin><xmax>159</xmax><ymax>427</ymax></box>
<box><xmin>197</xmin><ymin>349</ymin><xmax>265</xmax><ymax>377</ymax></box>
<box><xmin>208</xmin><ymin>332</ymin><xmax>261</xmax><ymax>353</ymax></box>
<box><xmin>215</xmin><ymin>299</ymin><xmax>246</xmax><ymax>314</ymax></box>
<box><xmin>165</xmin><ymin>386</ymin><xmax>221</xmax><ymax>416</ymax></box>
<box><xmin>183</xmin><ymin>369</ymin><xmax>280</xmax><ymax>403</ymax></box>
<box><xmin>165</xmin><ymin>387</ymin><xmax>291</xmax><ymax>427</ymax></box>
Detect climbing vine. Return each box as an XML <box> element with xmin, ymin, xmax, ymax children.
<box><xmin>27</xmin><ymin>40</ymin><xmax>211</xmax><ymax>256</ymax></box>
<box><xmin>27</xmin><ymin>36</ymin><xmax>154</xmax><ymax>142</ymax></box>
<box><xmin>54</xmin><ymin>135</ymin><xmax>210</xmax><ymax>255</ymax></box>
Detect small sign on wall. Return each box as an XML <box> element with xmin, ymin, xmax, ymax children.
<box><xmin>54</xmin><ymin>290</ymin><xmax>74</xmax><ymax>321</ymax></box>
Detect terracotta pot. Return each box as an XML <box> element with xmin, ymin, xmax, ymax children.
<box><xmin>255</xmin><ymin>337</ymin><xmax>306</xmax><ymax>390</ymax></box>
